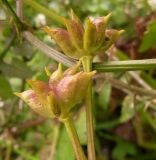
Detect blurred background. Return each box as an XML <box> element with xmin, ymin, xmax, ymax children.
<box><xmin>1</xmin><ymin>0</ymin><xmax>156</xmax><ymax>159</ymax></box>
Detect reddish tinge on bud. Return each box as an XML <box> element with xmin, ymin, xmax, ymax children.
<box><xmin>14</xmin><ymin>62</ymin><xmax>96</xmax><ymax>119</ymax></box>
<box><xmin>43</xmin><ymin>27</ymin><xmax>82</xmax><ymax>58</ymax></box>
<box><xmin>44</xmin><ymin>10</ymin><xmax>123</xmax><ymax>59</ymax></box>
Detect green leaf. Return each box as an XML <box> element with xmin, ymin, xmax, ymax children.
<box><xmin>98</xmin><ymin>81</ymin><xmax>111</xmax><ymax>110</ymax></box>
<box><xmin>75</xmin><ymin>108</ymin><xmax>87</xmax><ymax>145</ymax></box>
<box><xmin>139</xmin><ymin>20</ymin><xmax>156</xmax><ymax>52</ymax></box>
<box><xmin>13</xmin><ymin>40</ymin><xmax>35</xmax><ymax>59</ymax></box>
<box><xmin>0</xmin><ymin>58</ymin><xmax>33</xmax><ymax>78</ymax></box>
<box><xmin>119</xmin><ymin>95</ymin><xmax>135</xmax><ymax>123</ymax></box>
<box><xmin>0</xmin><ymin>75</ymin><xmax>12</xmax><ymax>99</ymax></box>
<box><xmin>112</xmin><ymin>139</ymin><xmax>137</xmax><ymax>160</ymax></box>
<box><xmin>55</xmin><ymin>126</ymin><xmax>74</xmax><ymax>160</ymax></box>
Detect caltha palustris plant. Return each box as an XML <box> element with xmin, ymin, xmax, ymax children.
<box><xmin>15</xmin><ymin>10</ymin><xmax>123</xmax><ymax>160</ymax></box>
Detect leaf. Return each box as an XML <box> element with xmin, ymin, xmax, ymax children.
<box><xmin>75</xmin><ymin>108</ymin><xmax>87</xmax><ymax>145</ymax></box>
<box><xmin>139</xmin><ymin>20</ymin><xmax>156</xmax><ymax>52</ymax></box>
<box><xmin>55</xmin><ymin>126</ymin><xmax>74</xmax><ymax>160</ymax></box>
<box><xmin>112</xmin><ymin>139</ymin><xmax>137</xmax><ymax>160</ymax></box>
<box><xmin>13</xmin><ymin>40</ymin><xmax>35</xmax><ymax>59</ymax></box>
<box><xmin>0</xmin><ymin>58</ymin><xmax>34</xmax><ymax>78</ymax></box>
<box><xmin>98</xmin><ymin>81</ymin><xmax>111</xmax><ymax>110</ymax></box>
<box><xmin>119</xmin><ymin>95</ymin><xmax>135</xmax><ymax>123</ymax></box>
<box><xmin>0</xmin><ymin>75</ymin><xmax>12</xmax><ymax>99</ymax></box>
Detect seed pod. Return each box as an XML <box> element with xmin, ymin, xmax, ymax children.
<box><xmin>83</xmin><ymin>17</ymin><xmax>96</xmax><ymax>53</ymax></box>
<box><xmin>15</xmin><ymin>62</ymin><xmax>96</xmax><ymax>120</ymax></box>
<box><xmin>106</xmin><ymin>29</ymin><xmax>124</xmax><ymax>42</ymax></box>
<box><xmin>98</xmin><ymin>29</ymin><xmax>124</xmax><ymax>53</ymax></box>
<box><xmin>14</xmin><ymin>90</ymin><xmax>55</xmax><ymax>118</ymax></box>
<box><xmin>55</xmin><ymin>71</ymin><xmax>96</xmax><ymax>112</ymax></box>
<box><xmin>43</xmin><ymin>26</ymin><xmax>80</xmax><ymax>58</ymax></box>
<box><xmin>93</xmin><ymin>13</ymin><xmax>112</xmax><ymax>51</ymax></box>
<box><xmin>64</xmin><ymin>18</ymin><xmax>84</xmax><ymax>52</ymax></box>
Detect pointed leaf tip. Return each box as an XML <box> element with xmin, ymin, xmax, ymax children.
<box><xmin>14</xmin><ymin>92</ymin><xmax>21</xmax><ymax>97</ymax></box>
<box><xmin>119</xmin><ymin>30</ymin><xmax>125</xmax><ymax>35</ymax></box>
<box><xmin>26</xmin><ymin>79</ymin><xmax>33</xmax><ymax>86</ymax></box>
<box><xmin>90</xmin><ymin>70</ymin><xmax>97</xmax><ymax>76</ymax></box>
<box><xmin>43</xmin><ymin>26</ymin><xmax>51</xmax><ymax>34</ymax></box>
<box><xmin>104</xmin><ymin>13</ymin><xmax>112</xmax><ymax>22</ymax></box>
<box><xmin>58</xmin><ymin>63</ymin><xmax>63</xmax><ymax>71</ymax></box>
<box><xmin>45</xmin><ymin>67</ymin><xmax>51</xmax><ymax>76</ymax></box>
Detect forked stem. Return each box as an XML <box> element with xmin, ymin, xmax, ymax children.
<box><xmin>63</xmin><ymin>116</ymin><xmax>87</xmax><ymax>160</ymax></box>
<box><xmin>81</xmin><ymin>56</ymin><xmax>96</xmax><ymax>160</ymax></box>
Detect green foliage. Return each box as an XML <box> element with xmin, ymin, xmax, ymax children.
<box><xmin>112</xmin><ymin>139</ymin><xmax>137</xmax><ymax>160</ymax></box>
<box><xmin>0</xmin><ymin>59</ymin><xmax>33</xmax><ymax>78</ymax></box>
<box><xmin>55</xmin><ymin>126</ymin><xmax>74</xmax><ymax>160</ymax></box>
<box><xmin>119</xmin><ymin>95</ymin><xmax>135</xmax><ymax>123</ymax></box>
<box><xmin>139</xmin><ymin>20</ymin><xmax>156</xmax><ymax>52</ymax></box>
<box><xmin>1</xmin><ymin>0</ymin><xmax>156</xmax><ymax>159</ymax></box>
<box><xmin>0</xmin><ymin>75</ymin><xmax>12</xmax><ymax>99</ymax></box>
<box><xmin>75</xmin><ymin>109</ymin><xmax>87</xmax><ymax>145</ymax></box>
<box><xmin>98</xmin><ymin>81</ymin><xmax>112</xmax><ymax>110</ymax></box>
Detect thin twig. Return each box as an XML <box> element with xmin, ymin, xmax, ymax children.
<box><xmin>16</xmin><ymin>0</ymin><xmax>23</xmax><ymax>20</ymax></box>
<box><xmin>23</xmin><ymin>31</ymin><xmax>77</xmax><ymax>67</ymax></box>
<box><xmin>128</xmin><ymin>71</ymin><xmax>151</xmax><ymax>89</ymax></box>
<box><xmin>95</xmin><ymin>74</ymin><xmax>156</xmax><ymax>98</ymax></box>
<box><xmin>111</xmin><ymin>56</ymin><xmax>152</xmax><ymax>89</ymax></box>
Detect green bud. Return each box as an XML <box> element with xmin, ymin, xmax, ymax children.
<box><xmin>93</xmin><ymin>13</ymin><xmax>112</xmax><ymax>51</ymax></box>
<box><xmin>83</xmin><ymin>17</ymin><xmax>96</xmax><ymax>53</ymax></box>
<box><xmin>45</xmin><ymin>67</ymin><xmax>51</xmax><ymax>77</ymax></box>
<box><xmin>63</xmin><ymin>60</ymin><xmax>81</xmax><ymax>76</ymax></box>
<box><xmin>106</xmin><ymin>29</ymin><xmax>124</xmax><ymax>42</ymax></box>
<box><xmin>43</xmin><ymin>11</ymin><xmax>123</xmax><ymax>59</ymax></box>
<box><xmin>49</xmin><ymin>63</ymin><xmax>63</xmax><ymax>87</ymax></box>
<box><xmin>83</xmin><ymin>13</ymin><xmax>112</xmax><ymax>54</ymax></box>
<box><xmin>15</xmin><ymin>62</ymin><xmax>96</xmax><ymax>120</ymax></box>
<box><xmin>69</xmin><ymin>9</ymin><xmax>81</xmax><ymax>24</ymax></box>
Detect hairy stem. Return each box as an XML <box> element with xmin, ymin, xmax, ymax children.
<box><xmin>81</xmin><ymin>56</ymin><xmax>96</xmax><ymax>160</ymax></box>
<box><xmin>63</xmin><ymin>117</ymin><xmax>87</xmax><ymax>160</ymax></box>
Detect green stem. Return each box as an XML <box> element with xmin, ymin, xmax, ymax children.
<box><xmin>2</xmin><ymin>0</ymin><xmax>23</xmax><ymax>29</ymax></box>
<box><xmin>24</xmin><ymin>0</ymin><xmax>65</xmax><ymax>25</ymax></box>
<box><xmin>22</xmin><ymin>32</ymin><xmax>156</xmax><ymax>72</ymax></box>
<box><xmin>2</xmin><ymin>0</ymin><xmax>28</xmax><ymax>31</ymax></box>
<box><xmin>63</xmin><ymin>117</ymin><xmax>87</xmax><ymax>160</ymax></box>
<box><xmin>5</xmin><ymin>140</ymin><xmax>12</xmax><ymax>160</ymax></box>
<box><xmin>81</xmin><ymin>56</ymin><xmax>96</xmax><ymax>160</ymax></box>
<box><xmin>133</xmin><ymin>114</ymin><xmax>144</xmax><ymax>146</ymax></box>
<box><xmin>93</xmin><ymin>59</ymin><xmax>156</xmax><ymax>72</ymax></box>
<box><xmin>140</xmin><ymin>110</ymin><xmax>156</xmax><ymax>132</ymax></box>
